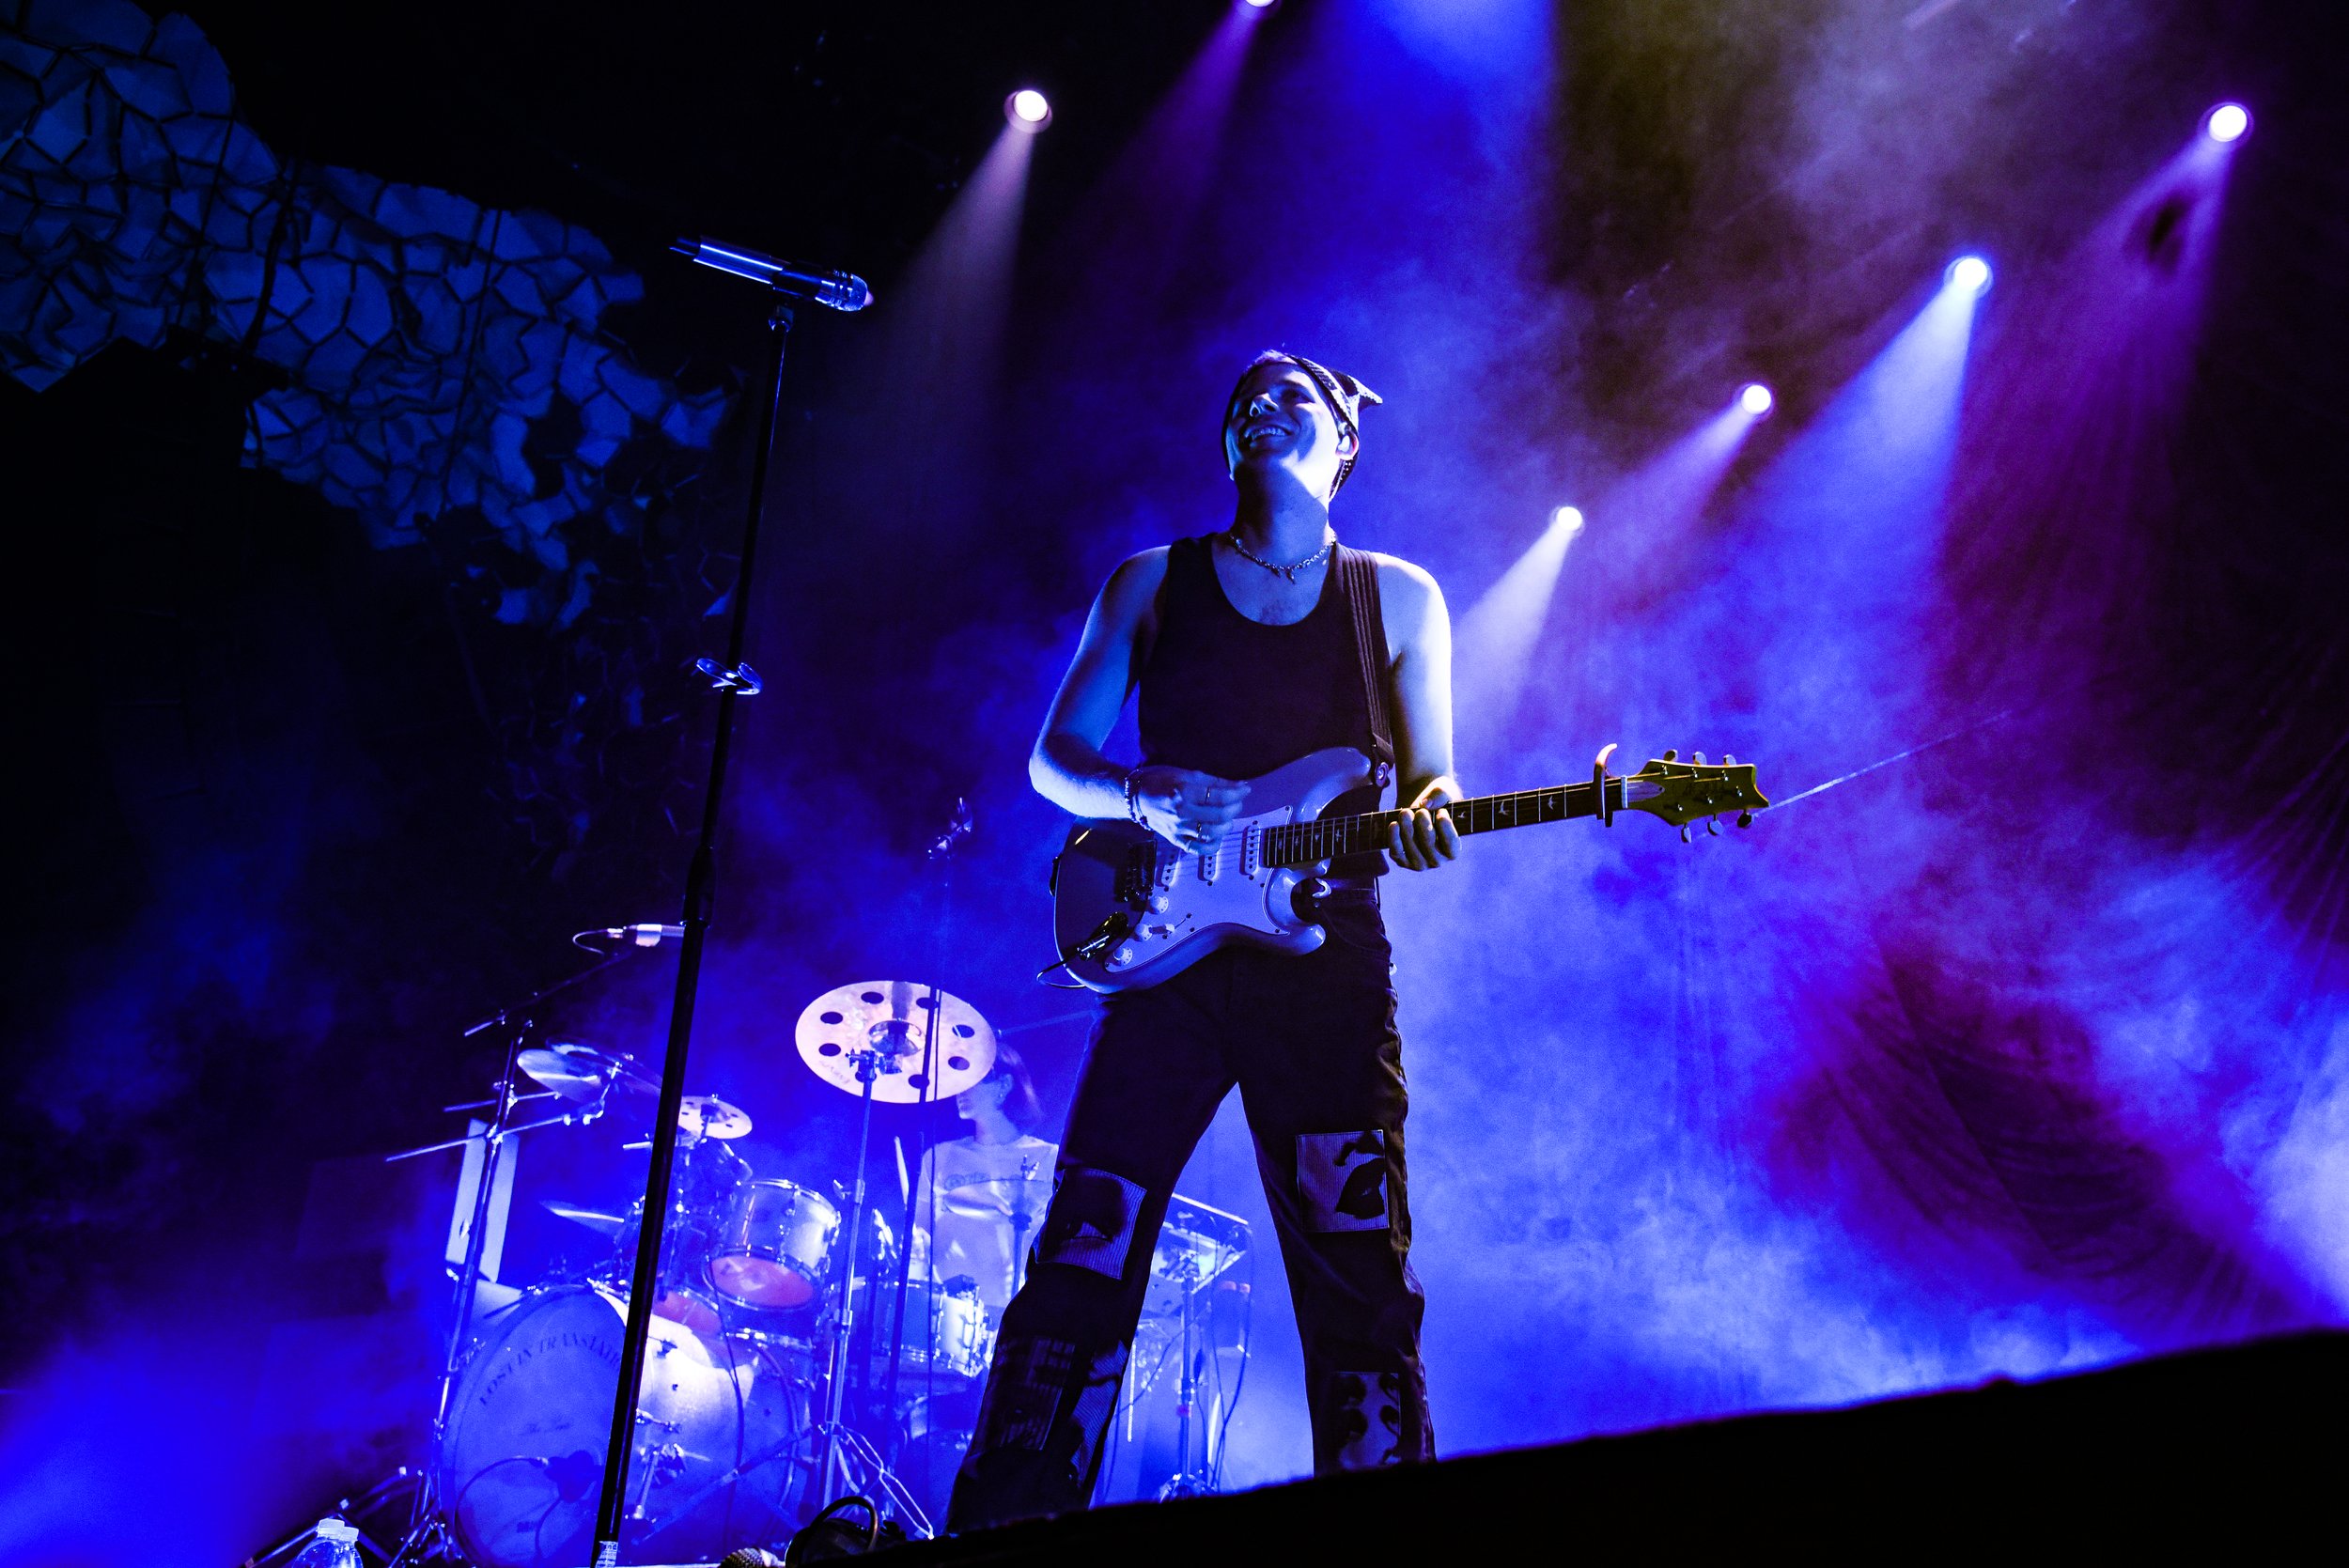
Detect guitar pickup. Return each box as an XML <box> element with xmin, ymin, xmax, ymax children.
<box><xmin>1117</xmin><ymin>845</ymin><xmax>1156</xmax><ymax>907</ymax></box>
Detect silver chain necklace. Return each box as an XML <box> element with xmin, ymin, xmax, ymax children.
<box><xmin>1223</xmin><ymin>528</ymin><xmax>1335</xmax><ymax>583</ymax></box>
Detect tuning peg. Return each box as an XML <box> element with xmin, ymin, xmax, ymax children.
<box><xmin>1679</xmin><ymin>823</ymin><xmax>1692</xmax><ymax>844</ymax></box>
<box><xmin>1736</xmin><ymin>810</ymin><xmax>1755</xmax><ymax>829</ymax></box>
<box><xmin>1693</xmin><ymin>752</ymin><xmax>1707</xmax><ymax>765</ymax></box>
<box><xmin>1706</xmin><ymin>815</ymin><xmax>1720</xmax><ymax>835</ymax></box>
<box><xmin>1722</xmin><ymin>754</ymin><xmax>1736</xmax><ymax>765</ymax></box>
<box><xmin>1661</xmin><ymin>748</ymin><xmax>1677</xmax><ymax>762</ymax></box>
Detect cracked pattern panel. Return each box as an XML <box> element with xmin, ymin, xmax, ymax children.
<box><xmin>0</xmin><ymin>0</ymin><xmax>730</xmax><ymax>629</ymax></box>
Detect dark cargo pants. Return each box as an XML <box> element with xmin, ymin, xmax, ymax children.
<box><xmin>946</xmin><ymin>893</ymin><xmax>1433</xmax><ymax>1530</ymax></box>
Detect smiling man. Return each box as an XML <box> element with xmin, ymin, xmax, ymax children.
<box><xmin>946</xmin><ymin>350</ymin><xmax>1459</xmax><ymax>1529</ymax></box>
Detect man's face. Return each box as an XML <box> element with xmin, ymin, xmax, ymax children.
<box><xmin>1227</xmin><ymin>364</ymin><xmax>1354</xmax><ymax>499</ymax></box>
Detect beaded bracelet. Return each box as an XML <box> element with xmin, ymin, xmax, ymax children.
<box><xmin>1122</xmin><ymin>768</ymin><xmax>1147</xmax><ymax>826</ymax></box>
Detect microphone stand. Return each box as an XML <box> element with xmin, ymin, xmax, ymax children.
<box><xmin>880</xmin><ymin>800</ymin><xmax>971</xmax><ymax>1463</ymax></box>
<box><xmin>589</xmin><ymin>292</ymin><xmax>798</xmax><ymax>1567</ymax></box>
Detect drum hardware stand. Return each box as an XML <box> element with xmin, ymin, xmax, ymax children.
<box><xmin>596</xmin><ymin>237</ymin><xmax>870</xmax><ymax>1566</ymax></box>
<box><xmin>801</xmin><ymin>1037</ymin><xmax>938</xmax><ymax>1535</ymax></box>
<box><xmin>1008</xmin><ymin>1157</ymin><xmax>1041</xmax><ymax>1298</ymax></box>
<box><xmin>1157</xmin><ymin>1252</ymin><xmax>1216</xmax><ymax>1501</ymax></box>
<box><xmin>373</xmin><ymin>945</ymin><xmax>643</xmax><ymax>1565</ymax></box>
<box><xmin>881</xmin><ymin>799</ymin><xmax>968</xmax><ymax>1424</ymax></box>
<box><xmin>815</xmin><ymin>1043</ymin><xmax>889</xmax><ymax>1498</ymax></box>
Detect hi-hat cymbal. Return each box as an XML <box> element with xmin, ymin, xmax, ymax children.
<box><xmin>679</xmin><ymin>1094</ymin><xmax>753</xmax><ymax>1140</ymax></box>
<box><xmin>939</xmin><ymin>1172</ymin><xmax>1055</xmax><ymax>1222</ymax></box>
<box><xmin>517</xmin><ymin>1040</ymin><xmax>654</xmax><ymax>1103</ymax></box>
<box><xmin>794</xmin><ymin>981</ymin><xmax>996</xmax><ymax>1104</ymax></box>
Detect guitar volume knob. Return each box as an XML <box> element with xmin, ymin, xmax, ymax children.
<box><xmin>1111</xmin><ymin>946</ymin><xmax>1137</xmax><ymax>968</ymax></box>
<box><xmin>1147</xmin><ymin>893</ymin><xmax>1171</xmax><ymax>913</ymax></box>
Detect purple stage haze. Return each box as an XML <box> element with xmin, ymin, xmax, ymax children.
<box><xmin>682</xmin><ymin>0</ymin><xmax>2341</xmax><ymax>1484</ymax></box>
<box><xmin>4</xmin><ymin>0</ymin><xmax>2346</xmax><ymax>1554</ymax></box>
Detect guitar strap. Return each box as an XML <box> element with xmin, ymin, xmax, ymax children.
<box><xmin>1336</xmin><ymin>546</ymin><xmax>1396</xmax><ymax>785</ymax></box>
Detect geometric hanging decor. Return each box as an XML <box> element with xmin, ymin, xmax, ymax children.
<box><xmin>2</xmin><ymin>0</ymin><xmax>729</xmax><ymax>629</ymax></box>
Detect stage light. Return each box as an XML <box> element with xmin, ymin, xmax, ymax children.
<box><xmin>1946</xmin><ymin>254</ymin><xmax>1993</xmax><ymax>296</ymax></box>
<box><xmin>2204</xmin><ymin>102</ymin><xmax>2249</xmax><ymax>144</ymax></box>
<box><xmin>1739</xmin><ymin>382</ymin><xmax>1774</xmax><ymax>416</ymax></box>
<box><xmin>1552</xmin><ymin>505</ymin><xmax>1584</xmax><ymax>533</ymax></box>
<box><xmin>1007</xmin><ymin>89</ymin><xmax>1052</xmax><ymax>132</ymax></box>
<box><xmin>1244</xmin><ymin>0</ymin><xmax>1278</xmax><ymax>8</ymax></box>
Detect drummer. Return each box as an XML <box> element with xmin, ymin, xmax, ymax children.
<box><xmin>910</xmin><ymin>1047</ymin><xmax>1056</xmax><ymax>1314</ymax></box>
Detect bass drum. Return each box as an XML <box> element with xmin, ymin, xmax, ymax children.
<box><xmin>441</xmin><ymin>1284</ymin><xmax>811</xmax><ymax>1567</ymax></box>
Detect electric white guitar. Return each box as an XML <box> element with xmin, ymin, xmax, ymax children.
<box><xmin>1048</xmin><ymin>745</ymin><xmax>1769</xmax><ymax>992</ymax></box>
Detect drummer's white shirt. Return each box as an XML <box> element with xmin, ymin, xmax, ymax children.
<box><xmin>910</xmin><ymin>1134</ymin><xmax>1058</xmax><ymax>1312</ymax></box>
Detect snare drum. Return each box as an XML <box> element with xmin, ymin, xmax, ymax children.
<box><xmin>706</xmin><ymin>1178</ymin><xmax>840</xmax><ymax>1311</ymax></box>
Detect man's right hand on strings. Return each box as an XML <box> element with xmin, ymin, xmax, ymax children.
<box><xmin>1128</xmin><ymin>765</ymin><xmax>1250</xmax><ymax>850</ymax></box>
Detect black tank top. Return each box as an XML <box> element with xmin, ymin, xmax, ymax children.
<box><xmin>1138</xmin><ymin>535</ymin><xmax>1388</xmax><ymax>875</ymax></box>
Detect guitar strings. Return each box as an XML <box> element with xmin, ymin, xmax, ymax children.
<box><xmin>1761</xmin><ymin>706</ymin><xmax>2020</xmax><ymax>814</ymax></box>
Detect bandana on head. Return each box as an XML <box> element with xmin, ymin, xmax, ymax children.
<box><xmin>1222</xmin><ymin>350</ymin><xmax>1383</xmax><ymax>498</ymax></box>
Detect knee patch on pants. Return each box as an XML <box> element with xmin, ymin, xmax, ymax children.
<box><xmin>1329</xmin><ymin>1369</ymin><xmax>1407</xmax><ymax>1468</ymax></box>
<box><xmin>1036</xmin><ymin>1164</ymin><xmax>1146</xmax><ymax>1280</ymax></box>
<box><xmin>1297</xmin><ymin>1129</ymin><xmax>1391</xmax><ymax>1233</ymax></box>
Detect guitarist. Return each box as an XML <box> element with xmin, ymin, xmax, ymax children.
<box><xmin>949</xmin><ymin>351</ymin><xmax>1459</xmax><ymax>1529</ymax></box>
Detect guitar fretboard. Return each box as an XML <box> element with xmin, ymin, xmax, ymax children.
<box><xmin>1262</xmin><ymin>779</ymin><xmax>1623</xmax><ymax>868</ymax></box>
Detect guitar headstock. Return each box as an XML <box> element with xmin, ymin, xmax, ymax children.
<box><xmin>1618</xmin><ymin>751</ymin><xmax>1770</xmax><ymax>830</ymax></box>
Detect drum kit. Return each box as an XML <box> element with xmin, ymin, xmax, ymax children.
<box><xmin>366</xmin><ymin>979</ymin><xmax>977</xmax><ymax>1565</ymax></box>
<box><xmin>353</xmin><ymin>971</ymin><xmax>1252</xmax><ymax>1566</ymax></box>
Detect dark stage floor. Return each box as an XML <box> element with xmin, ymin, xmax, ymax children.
<box><xmin>880</xmin><ymin>1330</ymin><xmax>2346</xmax><ymax>1562</ymax></box>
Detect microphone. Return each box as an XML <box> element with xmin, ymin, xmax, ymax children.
<box><xmin>672</xmin><ymin>236</ymin><xmax>873</xmax><ymax>311</ymax></box>
<box><xmin>603</xmin><ymin>923</ymin><xmax>687</xmax><ymax>947</ymax></box>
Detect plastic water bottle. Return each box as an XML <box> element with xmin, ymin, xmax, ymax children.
<box><xmin>288</xmin><ymin>1516</ymin><xmax>363</xmax><ymax>1568</ymax></box>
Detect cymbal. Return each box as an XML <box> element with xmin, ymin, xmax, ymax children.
<box><xmin>517</xmin><ymin>1039</ymin><xmax>653</xmax><ymax>1103</ymax></box>
<box><xmin>679</xmin><ymin>1094</ymin><xmax>753</xmax><ymax>1140</ymax></box>
<box><xmin>541</xmin><ymin>1198</ymin><xmax>629</xmax><ymax>1237</ymax></box>
<box><xmin>939</xmin><ymin>1173</ymin><xmax>1054</xmax><ymax>1222</ymax></box>
<box><xmin>794</xmin><ymin>981</ymin><xmax>996</xmax><ymax>1104</ymax></box>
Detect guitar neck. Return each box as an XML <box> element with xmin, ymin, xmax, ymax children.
<box><xmin>1264</xmin><ymin>779</ymin><xmax>1626</xmax><ymax>869</ymax></box>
